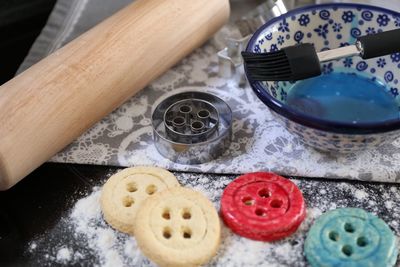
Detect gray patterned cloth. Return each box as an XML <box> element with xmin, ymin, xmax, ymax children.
<box><xmin>19</xmin><ymin>0</ymin><xmax>400</xmax><ymax>183</ymax></box>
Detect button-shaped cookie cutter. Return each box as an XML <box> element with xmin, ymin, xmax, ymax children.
<box><xmin>152</xmin><ymin>92</ymin><xmax>232</xmax><ymax>164</ymax></box>
<box><xmin>163</xmin><ymin>98</ymin><xmax>219</xmax><ymax>144</ymax></box>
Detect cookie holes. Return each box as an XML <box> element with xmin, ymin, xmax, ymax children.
<box><xmin>126</xmin><ymin>182</ymin><xmax>137</xmax><ymax>193</ymax></box>
<box><xmin>342</xmin><ymin>245</ymin><xmax>353</xmax><ymax>257</ymax></box>
<box><xmin>270</xmin><ymin>199</ymin><xmax>283</xmax><ymax>208</ymax></box>
<box><xmin>162</xmin><ymin>209</ymin><xmax>171</xmax><ymax>220</ymax></box>
<box><xmin>242</xmin><ymin>197</ymin><xmax>255</xmax><ymax>206</ymax></box>
<box><xmin>146</xmin><ymin>185</ymin><xmax>157</xmax><ymax>195</ymax></box>
<box><xmin>258</xmin><ymin>188</ymin><xmax>271</xmax><ymax>198</ymax></box>
<box><xmin>182</xmin><ymin>228</ymin><xmax>192</xmax><ymax>239</ymax></box>
<box><xmin>357</xmin><ymin>236</ymin><xmax>368</xmax><ymax>247</ymax></box>
<box><xmin>182</xmin><ymin>208</ymin><xmax>191</xmax><ymax>220</ymax></box>
<box><xmin>329</xmin><ymin>231</ymin><xmax>339</xmax><ymax>241</ymax></box>
<box><xmin>122</xmin><ymin>196</ymin><xmax>134</xmax><ymax>207</ymax></box>
<box><xmin>344</xmin><ymin>223</ymin><xmax>355</xmax><ymax>233</ymax></box>
<box><xmin>163</xmin><ymin>227</ymin><xmax>172</xmax><ymax>239</ymax></box>
<box><xmin>255</xmin><ymin>208</ymin><xmax>267</xmax><ymax>217</ymax></box>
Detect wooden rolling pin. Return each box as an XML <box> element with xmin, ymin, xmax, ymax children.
<box><xmin>0</xmin><ymin>0</ymin><xmax>230</xmax><ymax>190</ymax></box>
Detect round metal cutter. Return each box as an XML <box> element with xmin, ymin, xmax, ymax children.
<box><xmin>152</xmin><ymin>91</ymin><xmax>232</xmax><ymax>164</ymax></box>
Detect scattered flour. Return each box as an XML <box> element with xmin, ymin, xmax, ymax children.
<box><xmin>25</xmin><ymin>173</ymin><xmax>400</xmax><ymax>267</ymax></box>
<box><xmin>275</xmin><ymin>243</ymin><xmax>293</xmax><ymax>258</ymax></box>
<box><xmin>56</xmin><ymin>247</ymin><xmax>72</xmax><ymax>263</ymax></box>
<box><xmin>69</xmin><ymin>189</ymin><xmax>142</xmax><ymax>267</ymax></box>
<box><xmin>30</xmin><ymin>242</ymin><xmax>37</xmax><ymax>251</ymax></box>
<box><xmin>386</xmin><ymin>201</ymin><xmax>394</xmax><ymax>209</ymax></box>
<box><xmin>354</xmin><ymin>189</ymin><xmax>368</xmax><ymax>200</ymax></box>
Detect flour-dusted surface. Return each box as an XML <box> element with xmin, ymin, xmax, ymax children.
<box><xmin>25</xmin><ymin>172</ymin><xmax>400</xmax><ymax>267</ymax></box>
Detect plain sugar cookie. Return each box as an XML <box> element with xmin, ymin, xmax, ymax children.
<box><xmin>134</xmin><ymin>187</ymin><xmax>221</xmax><ymax>267</ymax></box>
<box><xmin>101</xmin><ymin>166</ymin><xmax>180</xmax><ymax>235</ymax></box>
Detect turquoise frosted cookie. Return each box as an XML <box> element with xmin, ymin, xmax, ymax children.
<box><xmin>304</xmin><ymin>208</ymin><xmax>398</xmax><ymax>267</ymax></box>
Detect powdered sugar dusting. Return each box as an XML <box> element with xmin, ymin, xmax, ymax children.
<box><xmin>56</xmin><ymin>247</ymin><xmax>72</xmax><ymax>263</ymax></box>
<box><xmin>354</xmin><ymin>189</ymin><xmax>368</xmax><ymax>200</ymax></box>
<box><xmin>68</xmin><ymin>188</ymin><xmax>150</xmax><ymax>267</ymax></box>
<box><xmin>29</xmin><ymin>242</ymin><xmax>37</xmax><ymax>251</ymax></box>
<box><xmin>25</xmin><ymin>172</ymin><xmax>400</xmax><ymax>266</ymax></box>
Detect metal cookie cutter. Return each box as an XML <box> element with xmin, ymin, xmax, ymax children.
<box><xmin>217</xmin><ymin>0</ymin><xmax>291</xmax><ymax>87</ymax></box>
<box><xmin>152</xmin><ymin>92</ymin><xmax>232</xmax><ymax>164</ymax></box>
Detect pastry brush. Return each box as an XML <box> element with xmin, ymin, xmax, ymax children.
<box><xmin>242</xmin><ymin>28</ymin><xmax>400</xmax><ymax>81</ymax></box>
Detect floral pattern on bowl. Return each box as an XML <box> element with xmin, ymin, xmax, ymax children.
<box><xmin>245</xmin><ymin>3</ymin><xmax>400</xmax><ymax>153</ymax></box>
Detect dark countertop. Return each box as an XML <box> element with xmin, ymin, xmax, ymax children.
<box><xmin>0</xmin><ymin>163</ymin><xmax>399</xmax><ymax>266</ymax></box>
<box><xmin>0</xmin><ymin>0</ymin><xmax>57</xmax><ymax>84</ymax></box>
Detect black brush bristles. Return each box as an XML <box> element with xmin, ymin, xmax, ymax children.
<box><xmin>242</xmin><ymin>43</ymin><xmax>322</xmax><ymax>82</ymax></box>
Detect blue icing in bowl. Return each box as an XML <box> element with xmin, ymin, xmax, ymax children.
<box><xmin>285</xmin><ymin>72</ymin><xmax>399</xmax><ymax>124</ymax></box>
<box><xmin>244</xmin><ymin>3</ymin><xmax>400</xmax><ymax>152</ymax></box>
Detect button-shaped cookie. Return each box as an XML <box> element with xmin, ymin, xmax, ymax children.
<box><xmin>220</xmin><ymin>172</ymin><xmax>306</xmax><ymax>241</ymax></box>
<box><xmin>305</xmin><ymin>208</ymin><xmax>398</xmax><ymax>267</ymax></box>
<box><xmin>134</xmin><ymin>187</ymin><xmax>220</xmax><ymax>267</ymax></box>
<box><xmin>101</xmin><ymin>166</ymin><xmax>180</xmax><ymax>235</ymax></box>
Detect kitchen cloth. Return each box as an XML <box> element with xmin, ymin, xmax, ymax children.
<box><xmin>18</xmin><ymin>0</ymin><xmax>400</xmax><ymax>183</ymax></box>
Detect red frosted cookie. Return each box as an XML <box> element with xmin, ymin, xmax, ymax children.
<box><xmin>221</xmin><ymin>172</ymin><xmax>306</xmax><ymax>241</ymax></box>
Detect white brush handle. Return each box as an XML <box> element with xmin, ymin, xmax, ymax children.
<box><xmin>317</xmin><ymin>45</ymin><xmax>360</xmax><ymax>62</ymax></box>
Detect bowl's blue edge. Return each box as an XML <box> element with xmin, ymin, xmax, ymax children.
<box><xmin>245</xmin><ymin>3</ymin><xmax>400</xmax><ymax>135</ymax></box>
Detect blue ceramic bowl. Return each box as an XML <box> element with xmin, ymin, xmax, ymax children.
<box><xmin>245</xmin><ymin>3</ymin><xmax>400</xmax><ymax>153</ymax></box>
